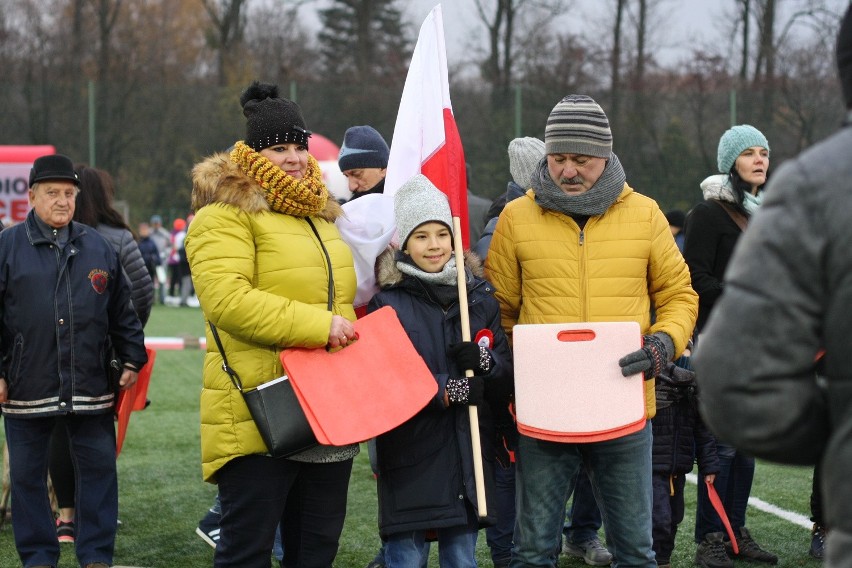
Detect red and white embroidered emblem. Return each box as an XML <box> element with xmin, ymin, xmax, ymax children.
<box><xmin>88</xmin><ymin>269</ymin><xmax>109</xmax><ymax>294</ymax></box>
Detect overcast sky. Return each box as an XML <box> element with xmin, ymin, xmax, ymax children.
<box><xmin>397</xmin><ymin>0</ymin><xmax>845</xmax><ymax>69</ymax></box>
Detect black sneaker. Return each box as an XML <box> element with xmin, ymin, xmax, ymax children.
<box><xmin>56</xmin><ymin>518</ymin><xmax>75</xmax><ymax>544</ymax></box>
<box><xmin>195</xmin><ymin>509</ymin><xmax>221</xmax><ymax>548</ymax></box>
<box><xmin>810</xmin><ymin>523</ymin><xmax>826</xmax><ymax>559</ymax></box>
<box><xmin>727</xmin><ymin>527</ymin><xmax>778</xmax><ymax>564</ymax></box>
<box><xmin>695</xmin><ymin>532</ymin><xmax>733</xmax><ymax>568</ymax></box>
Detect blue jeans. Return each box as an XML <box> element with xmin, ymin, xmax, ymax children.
<box><xmin>694</xmin><ymin>441</ymin><xmax>754</xmax><ymax>541</ymax></box>
<box><xmin>563</xmin><ymin>468</ymin><xmax>604</xmax><ymax>544</ymax></box>
<box><xmin>510</xmin><ymin>423</ymin><xmax>655</xmax><ymax>568</ymax></box>
<box><xmin>385</xmin><ymin>526</ymin><xmax>476</xmax><ymax>568</ymax></box>
<box><xmin>5</xmin><ymin>413</ymin><xmax>118</xmax><ymax>568</ymax></box>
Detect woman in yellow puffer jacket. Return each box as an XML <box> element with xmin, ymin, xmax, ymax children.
<box><xmin>185</xmin><ymin>81</ymin><xmax>357</xmax><ymax>568</ymax></box>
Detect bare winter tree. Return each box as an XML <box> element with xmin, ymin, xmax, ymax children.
<box><xmin>200</xmin><ymin>0</ymin><xmax>248</xmax><ymax>86</ymax></box>
<box><xmin>472</xmin><ymin>0</ymin><xmax>568</xmax><ymax>95</ymax></box>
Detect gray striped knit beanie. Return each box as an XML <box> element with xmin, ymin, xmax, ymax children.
<box><xmin>395</xmin><ymin>174</ymin><xmax>453</xmax><ymax>249</ymax></box>
<box><xmin>545</xmin><ymin>95</ymin><xmax>612</xmax><ymax>157</ymax></box>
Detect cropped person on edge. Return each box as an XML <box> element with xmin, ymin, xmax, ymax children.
<box><xmin>682</xmin><ymin>124</ymin><xmax>778</xmax><ymax>567</ymax></box>
<box><xmin>338</xmin><ymin>125</ymin><xmax>389</xmax><ymax>202</ymax></box>
<box><xmin>486</xmin><ymin>94</ymin><xmax>697</xmax><ymax>567</ymax></box>
<box><xmin>694</xmin><ymin>7</ymin><xmax>852</xmax><ymax>566</ymax></box>
<box><xmin>184</xmin><ymin>81</ymin><xmax>358</xmax><ymax>568</ymax></box>
<box><xmin>0</xmin><ymin>154</ymin><xmax>147</xmax><ymax>568</ymax></box>
<box><xmin>367</xmin><ymin>174</ymin><xmax>513</xmax><ymax>568</ymax></box>
<box><xmin>48</xmin><ymin>164</ymin><xmax>154</xmax><ymax>545</ymax></box>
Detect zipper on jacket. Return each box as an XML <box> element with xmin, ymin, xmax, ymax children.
<box><xmin>578</xmin><ymin>227</ymin><xmax>588</xmax><ymax>320</ymax></box>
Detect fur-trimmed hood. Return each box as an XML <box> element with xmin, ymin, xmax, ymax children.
<box><xmin>191</xmin><ymin>151</ymin><xmax>343</xmax><ymax>223</ymax></box>
<box><xmin>376</xmin><ymin>247</ymin><xmax>485</xmax><ymax>288</ymax></box>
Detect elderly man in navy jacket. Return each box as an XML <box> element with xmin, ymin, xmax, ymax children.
<box><xmin>0</xmin><ymin>154</ymin><xmax>147</xmax><ymax>568</ymax></box>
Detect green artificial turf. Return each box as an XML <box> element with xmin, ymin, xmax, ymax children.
<box><xmin>0</xmin><ymin>305</ymin><xmax>822</xmax><ymax>567</ymax></box>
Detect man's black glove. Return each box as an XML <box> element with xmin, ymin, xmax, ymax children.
<box><xmin>448</xmin><ymin>341</ymin><xmax>494</xmax><ymax>376</ymax></box>
<box><xmin>446</xmin><ymin>376</ymin><xmax>485</xmax><ymax>406</ymax></box>
<box><xmin>618</xmin><ymin>332</ymin><xmax>674</xmax><ymax>380</ymax></box>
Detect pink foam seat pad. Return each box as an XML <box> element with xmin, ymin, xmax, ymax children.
<box><xmin>513</xmin><ymin>322</ymin><xmax>645</xmax><ymax>442</ymax></box>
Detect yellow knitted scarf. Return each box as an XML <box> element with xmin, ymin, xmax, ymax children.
<box><xmin>230</xmin><ymin>141</ymin><xmax>328</xmax><ymax>217</ymax></box>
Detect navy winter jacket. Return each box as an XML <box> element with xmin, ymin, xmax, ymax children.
<box><xmin>0</xmin><ymin>211</ymin><xmax>147</xmax><ymax>417</ymax></box>
<box><xmin>367</xmin><ymin>251</ymin><xmax>513</xmax><ymax>536</ymax></box>
<box><xmin>651</xmin><ymin>386</ymin><xmax>719</xmax><ymax>477</ymax></box>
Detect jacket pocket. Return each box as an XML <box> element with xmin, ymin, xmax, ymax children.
<box><xmin>379</xmin><ymin>431</ymin><xmax>462</xmax><ymax>516</ymax></box>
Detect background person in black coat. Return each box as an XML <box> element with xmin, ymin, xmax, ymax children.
<box><xmin>683</xmin><ymin>123</ymin><xmax>778</xmax><ymax>566</ymax></box>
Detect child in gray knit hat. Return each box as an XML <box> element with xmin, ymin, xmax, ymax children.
<box><xmin>366</xmin><ymin>173</ymin><xmax>513</xmax><ymax>568</ymax></box>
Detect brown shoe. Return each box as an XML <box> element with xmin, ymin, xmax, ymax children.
<box><xmin>84</xmin><ymin>563</ymin><xmax>110</xmax><ymax>568</ymax></box>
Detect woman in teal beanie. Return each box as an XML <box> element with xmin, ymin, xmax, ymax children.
<box><xmin>682</xmin><ymin>124</ymin><xmax>778</xmax><ymax>567</ymax></box>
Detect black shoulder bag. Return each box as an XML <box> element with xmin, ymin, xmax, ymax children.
<box><xmin>208</xmin><ymin>219</ymin><xmax>335</xmax><ymax>458</ymax></box>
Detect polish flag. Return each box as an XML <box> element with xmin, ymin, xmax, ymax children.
<box><xmin>337</xmin><ymin>3</ymin><xmax>468</xmax><ymax>310</ymax></box>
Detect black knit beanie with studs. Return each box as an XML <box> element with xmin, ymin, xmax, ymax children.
<box><xmin>240</xmin><ymin>81</ymin><xmax>311</xmax><ymax>151</ymax></box>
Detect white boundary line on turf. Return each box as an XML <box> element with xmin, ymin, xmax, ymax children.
<box><xmin>685</xmin><ymin>473</ymin><xmax>812</xmax><ymax>530</ymax></box>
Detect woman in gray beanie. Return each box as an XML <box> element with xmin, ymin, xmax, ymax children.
<box><xmin>366</xmin><ymin>174</ymin><xmax>513</xmax><ymax>568</ymax></box>
<box><xmin>682</xmin><ymin>124</ymin><xmax>777</xmax><ymax>567</ymax></box>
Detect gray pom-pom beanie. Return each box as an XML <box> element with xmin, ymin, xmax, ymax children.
<box><xmin>394</xmin><ymin>174</ymin><xmax>453</xmax><ymax>249</ymax></box>
<box><xmin>508</xmin><ymin>137</ymin><xmax>545</xmax><ymax>188</ymax></box>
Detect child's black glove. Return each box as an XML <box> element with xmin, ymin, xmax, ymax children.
<box><xmin>446</xmin><ymin>377</ymin><xmax>485</xmax><ymax>406</ymax></box>
<box><xmin>618</xmin><ymin>332</ymin><xmax>674</xmax><ymax>380</ymax></box>
<box><xmin>448</xmin><ymin>341</ymin><xmax>494</xmax><ymax>375</ymax></box>
<box><xmin>655</xmin><ymin>362</ymin><xmax>697</xmax><ymax>409</ymax></box>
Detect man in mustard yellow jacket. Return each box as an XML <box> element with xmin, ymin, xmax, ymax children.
<box><xmin>486</xmin><ymin>95</ymin><xmax>697</xmax><ymax>568</ymax></box>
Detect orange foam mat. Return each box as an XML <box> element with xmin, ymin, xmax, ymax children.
<box><xmin>281</xmin><ymin>306</ymin><xmax>437</xmax><ymax>446</ymax></box>
<box><xmin>116</xmin><ymin>347</ymin><xmax>156</xmax><ymax>457</ymax></box>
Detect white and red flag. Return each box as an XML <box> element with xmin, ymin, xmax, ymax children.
<box><xmin>337</xmin><ymin>3</ymin><xmax>469</xmax><ymax>310</ymax></box>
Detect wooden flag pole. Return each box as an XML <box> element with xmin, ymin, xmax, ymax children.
<box><xmin>453</xmin><ymin>216</ymin><xmax>487</xmax><ymax>518</ymax></box>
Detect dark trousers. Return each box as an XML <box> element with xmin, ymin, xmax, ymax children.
<box><xmin>811</xmin><ymin>461</ymin><xmax>824</xmax><ymax>525</ymax></box>
<box><xmin>651</xmin><ymin>472</ymin><xmax>686</xmax><ymax>563</ymax></box>
<box><xmin>215</xmin><ymin>454</ymin><xmax>353</xmax><ymax>568</ymax></box>
<box><xmin>49</xmin><ymin>418</ymin><xmax>77</xmax><ymax>509</ymax></box>
<box><xmin>5</xmin><ymin>413</ymin><xmax>118</xmax><ymax>568</ymax></box>
<box><xmin>563</xmin><ymin>467</ymin><xmax>604</xmax><ymax>543</ymax></box>
<box><xmin>486</xmin><ymin>460</ymin><xmax>516</xmax><ymax>564</ymax></box>
<box><xmin>695</xmin><ymin>441</ymin><xmax>754</xmax><ymax>541</ymax></box>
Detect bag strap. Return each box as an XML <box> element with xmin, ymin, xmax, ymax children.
<box><xmin>712</xmin><ymin>199</ymin><xmax>749</xmax><ymax>232</ymax></box>
<box><xmin>305</xmin><ymin>218</ymin><xmax>334</xmax><ymax>311</ymax></box>
<box><xmin>207</xmin><ymin>217</ymin><xmax>336</xmax><ymax>391</ymax></box>
<box><xmin>209</xmin><ymin>323</ymin><xmax>243</xmax><ymax>392</ymax></box>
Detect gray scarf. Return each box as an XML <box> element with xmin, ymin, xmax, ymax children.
<box><xmin>531</xmin><ymin>153</ymin><xmax>627</xmax><ymax>217</ymax></box>
<box><xmin>396</xmin><ymin>253</ymin><xmax>459</xmax><ymax>286</ymax></box>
